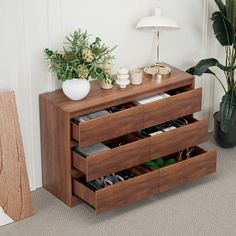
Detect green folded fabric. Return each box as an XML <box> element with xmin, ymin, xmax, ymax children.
<box><xmin>154</xmin><ymin>158</ymin><xmax>164</xmax><ymax>167</ymax></box>
<box><xmin>144</xmin><ymin>157</ymin><xmax>176</xmax><ymax>170</ymax></box>
<box><xmin>164</xmin><ymin>158</ymin><xmax>176</xmax><ymax>166</ymax></box>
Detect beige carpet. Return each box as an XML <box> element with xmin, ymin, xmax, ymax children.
<box><xmin>1</xmin><ymin>135</ymin><xmax>235</xmax><ymax>236</ymax></box>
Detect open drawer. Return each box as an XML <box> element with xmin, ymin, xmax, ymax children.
<box><xmin>72</xmin><ymin>133</ymin><xmax>150</xmax><ymax>181</ymax></box>
<box><xmin>160</xmin><ymin>146</ymin><xmax>217</xmax><ymax>192</ymax></box>
<box><xmin>143</xmin><ymin>87</ymin><xmax>202</xmax><ymax>128</ymax></box>
<box><xmin>150</xmin><ymin>117</ymin><xmax>208</xmax><ymax>159</ymax></box>
<box><xmin>71</xmin><ymin>103</ymin><xmax>143</xmax><ymax>148</ymax></box>
<box><xmin>73</xmin><ymin>166</ymin><xmax>160</xmax><ymax>215</ymax></box>
<box><xmin>71</xmin><ymin>87</ymin><xmax>201</xmax><ymax>148</ymax></box>
<box><xmin>73</xmin><ymin>146</ymin><xmax>216</xmax><ymax>214</ymax></box>
<box><xmin>73</xmin><ymin>117</ymin><xmax>208</xmax><ymax>181</ymax></box>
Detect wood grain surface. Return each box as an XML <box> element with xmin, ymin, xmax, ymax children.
<box><xmin>40</xmin><ymin>96</ymin><xmax>81</xmax><ymax>207</ymax></box>
<box><xmin>40</xmin><ymin>65</ymin><xmax>194</xmax><ymax>117</ymax></box>
<box><xmin>143</xmin><ymin>88</ymin><xmax>202</xmax><ymax>128</ymax></box>
<box><xmin>73</xmin><ymin>147</ymin><xmax>216</xmax><ymax>214</ymax></box>
<box><xmin>160</xmin><ymin>148</ymin><xmax>217</xmax><ymax>192</ymax></box>
<box><xmin>73</xmin><ymin>180</ymin><xmax>95</xmax><ymax>208</ymax></box>
<box><xmin>40</xmin><ymin>64</ymin><xmax>217</xmax><ymax>212</ymax></box>
<box><xmin>73</xmin><ymin>169</ymin><xmax>160</xmax><ymax>215</ymax></box>
<box><xmin>0</xmin><ymin>92</ymin><xmax>33</xmax><ymax>221</ymax></box>
<box><xmin>151</xmin><ymin>119</ymin><xmax>209</xmax><ymax>159</ymax></box>
<box><xmin>74</xmin><ymin>105</ymin><xmax>143</xmax><ymax>148</ymax></box>
<box><xmin>95</xmin><ymin>170</ymin><xmax>160</xmax><ymax>214</ymax></box>
<box><xmin>73</xmin><ymin>137</ymin><xmax>150</xmax><ymax>181</ymax></box>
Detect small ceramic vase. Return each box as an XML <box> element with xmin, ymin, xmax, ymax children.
<box><xmin>99</xmin><ymin>61</ymin><xmax>113</xmax><ymax>89</ymax></box>
<box><xmin>130</xmin><ymin>69</ymin><xmax>143</xmax><ymax>85</ymax></box>
<box><xmin>116</xmin><ymin>66</ymin><xmax>130</xmax><ymax>89</ymax></box>
<box><xmin>62</xmin><ymin>78</ymin><xmax>90</xmax><ymax>101</ymax></box>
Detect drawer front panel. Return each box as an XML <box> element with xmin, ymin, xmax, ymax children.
<box><xmin>160</xmin><ymin>150</ymin><xmax>217</xmax><ymax>192</ymax></box>
<box><xmin>151</xmin><ymin>119</ymin><xmax>208</xmax><ymax>159</ymax></box>
<box><xmin>143</xmin><ymin>88</ymin><xmax>202</xmax><ymax>128</ymax></box>
<box><xmin>73</xmin><ymin>180</ymin><xmax>95</xmax><ymax>208</ymax></box>
<box><xmin>73</xmin><ymin>106</ymin><xmax>143</xmax><ymax>148</ymax></box>
<box><xmin>95</xmin><ymin>170</ymin><xmax>160</xmax><ymax>214</ymax></box>
<box><xmin>73</xmin><ymin>170</ymin><xmax>160</xmax><ymax>215</ymax></box>
<box><xmin>73</xmin><ymin>138</ymin><xmax>151</xmax><ymax>181</ymax></box>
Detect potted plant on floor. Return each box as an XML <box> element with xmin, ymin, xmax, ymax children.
<box><xmin>44</xmin><ymin>29</ymin><xmax>116</xmax><ymax>100</ymax></box>
<box><xmin>187</xmin><ymin>0</ymin><xmax>236</xmax><ymax>148</ymax></box>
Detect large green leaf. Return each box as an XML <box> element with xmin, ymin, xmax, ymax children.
<box><xmin>215</xmin><ymin>0</ymin><xmax>227</xmax><ymax>16</ymax></box>
<box><xmin>212</xmin><ymin>11</ymin><xmax>235</xmax><ymax>46</ymax></box>
<box><xmin>186</xmin><ymin>67</ymin><xmax>216</xmax><ymax>76</ymax></box>
<box><xmin>220</xmin><ymin>90</ymin><xmax>236</xmax><ymax>132</ymax></box>
<box><xmin>186</xmin><ymin>58</ymin><xmax>235</xmax><ymax>76</ymax></box>
<box><xmin>226</xmin><ymin>0</ymin><xmax>236</xmax><ymax>28</ymax></box>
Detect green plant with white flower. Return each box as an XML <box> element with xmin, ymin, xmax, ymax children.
<box><xmin>44</xmin><ymin>29</ymin><xmax>117</xmax><ymax>83</ymax></box>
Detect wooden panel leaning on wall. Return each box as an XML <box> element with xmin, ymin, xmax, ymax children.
<box><xmin>0</xmin><ymin>91</ymin><xmax>33</xmax><ymax>225</ymax></box>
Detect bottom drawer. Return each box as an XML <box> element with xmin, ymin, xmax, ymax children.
<box><xmin>73</xmin><ymin>146</ymin><xmax>216</xmax><ymax>214</ymax></box>
<box><xmin>160</xmin><ymin>147</ymin><xmax>217</xmax><ymax>192</ymax></box>
<box><xmin>73</xmin><ymin>167</ymin><xmax>160</xmax><ymax>215</ymax></box>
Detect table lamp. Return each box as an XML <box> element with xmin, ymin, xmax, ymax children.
<box><xmin>136</xmin><ymin>7</ymin><xmax>179</xmax><ymax>79</ymax></box>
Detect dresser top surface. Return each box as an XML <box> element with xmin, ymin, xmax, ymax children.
<box><xmin>40</xmin><ymin>64</ymin><xmax>194</xmax><ymax>114</ymax></box>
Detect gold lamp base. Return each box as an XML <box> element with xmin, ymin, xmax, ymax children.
<box><xmin>144</xmin><ymin>64</ymin><xmax>171</xmax><ymax>79</ymax></box>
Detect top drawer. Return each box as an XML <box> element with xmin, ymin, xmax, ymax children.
<box><xmin>143</xmin><ymin>88</ymin><xmax>202</xmax><ymax>128</ymax></box>
<box><xmin>72</xmin><ymin>104</ymin><xmax>143</xmax><ymax>148</ymax></box>
<box><xmin>72</xmin><ymin>87</ymin><xmax>202</xmax><ymax>148</ymax></box>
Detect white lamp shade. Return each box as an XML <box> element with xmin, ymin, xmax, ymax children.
<box><xmin>136</xmin><ymin>7</ymin><xmax>179</xmax><ymax>32</ymax></box>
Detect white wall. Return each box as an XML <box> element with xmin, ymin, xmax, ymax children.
<box><xmin>0</xmin><ymin>0</ymin><xmax>212</xmax><ymax>190</ymax></box>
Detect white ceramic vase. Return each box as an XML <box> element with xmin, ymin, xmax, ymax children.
<box><xmin>62</xmin><ymin>78</ymin><xmax>90</xmax><ymax>101</ymax></box>
<box><xmin>116</xmin><ymin>66</ymin><xmax>130</xmax><ymax>89</ymax></box>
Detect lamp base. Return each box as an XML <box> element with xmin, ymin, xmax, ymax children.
<box><xmin>144</xmin><ymin>64</ymin><xmax>171</xmax><ymax>79</ymax></box>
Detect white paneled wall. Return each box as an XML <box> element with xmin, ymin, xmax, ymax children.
<box><xmin>0</xmin><ymin>0</ymin><xmax>214</xmax><ymax>190</ymax></box>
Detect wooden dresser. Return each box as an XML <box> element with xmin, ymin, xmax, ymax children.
<box><xmin>39</xmin><ymin>65</ymin><xmax>217</xmax><ymax>215</ymax></box>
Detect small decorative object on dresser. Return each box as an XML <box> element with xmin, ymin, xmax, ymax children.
<box><xmin>44</xmin><ymin>29</ymin><xmax>116</xmax><ymax>100</ymax></box>
<box><xmin>116</xmin><ymin>66</ymin><xmax>130</xmax><ymax>89</ymax></box>
<box><xmin>99</xmin><ymin>60</ymin><xmax>113</xmax><ymax>89</ymax></box>
<box><xmin>130</xmin><ymin>68</ymin><xmax>143</xmax><ymax>85</ymax></box>
<box><xmin>187</xmin><ymin>0</ymin><xmax>236</xmax><ymax>148</ymax></box>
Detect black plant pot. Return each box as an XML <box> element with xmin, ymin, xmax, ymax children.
<box><xmin>214</xmin><ymin>112</ymin><xmax>236</xmax><ymax>148</ymax></box>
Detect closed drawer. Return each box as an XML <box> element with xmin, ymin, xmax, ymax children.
<box><xmin>160</xmin><ymin>147</ymin><xmax>217</xmax><ymax>192</ymax></box>
<box><xmin>73</xmin><ymin>167</ymin><xmax>160</xmax><ymax>215</ymax></box>
<box><xmin>73</xmin><ymin>133</ymin><xmax>150</xmax><ymax>181</ymax></box>
<box><xmin>143</xmin><ymin>88</ymin><xmax>202</xmax><ymax>128</ymax></box>
<box><xmin>150</xmin><ymin>118</ymin><xmax>208</xmax><ymax>159</ymax></box>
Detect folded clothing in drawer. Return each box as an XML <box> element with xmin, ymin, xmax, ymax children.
<box><xmin>73</xmin><ymin>110</ymin><xmax>110</xmax><ymax>123</ymax></box>
<box><xmin>74</xmin><ymin>143</ymin><xmax>110</xmax><ymax>157</ymax></box>
<box><xmin>134</xmin><ymin>93</ymin><xmax>170</xmax><ymax>105</ymax></box>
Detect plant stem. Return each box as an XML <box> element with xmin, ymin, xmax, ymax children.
<box><xmin>215</xmin><ymin>74</ymin><xmax>227</xmax><ymax>93</ymax></box>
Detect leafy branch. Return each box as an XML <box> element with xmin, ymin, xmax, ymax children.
<box><xmin>44</xmin><ymin>29</ymin><xmax>117</xmax><ymax>83</ymax></box>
